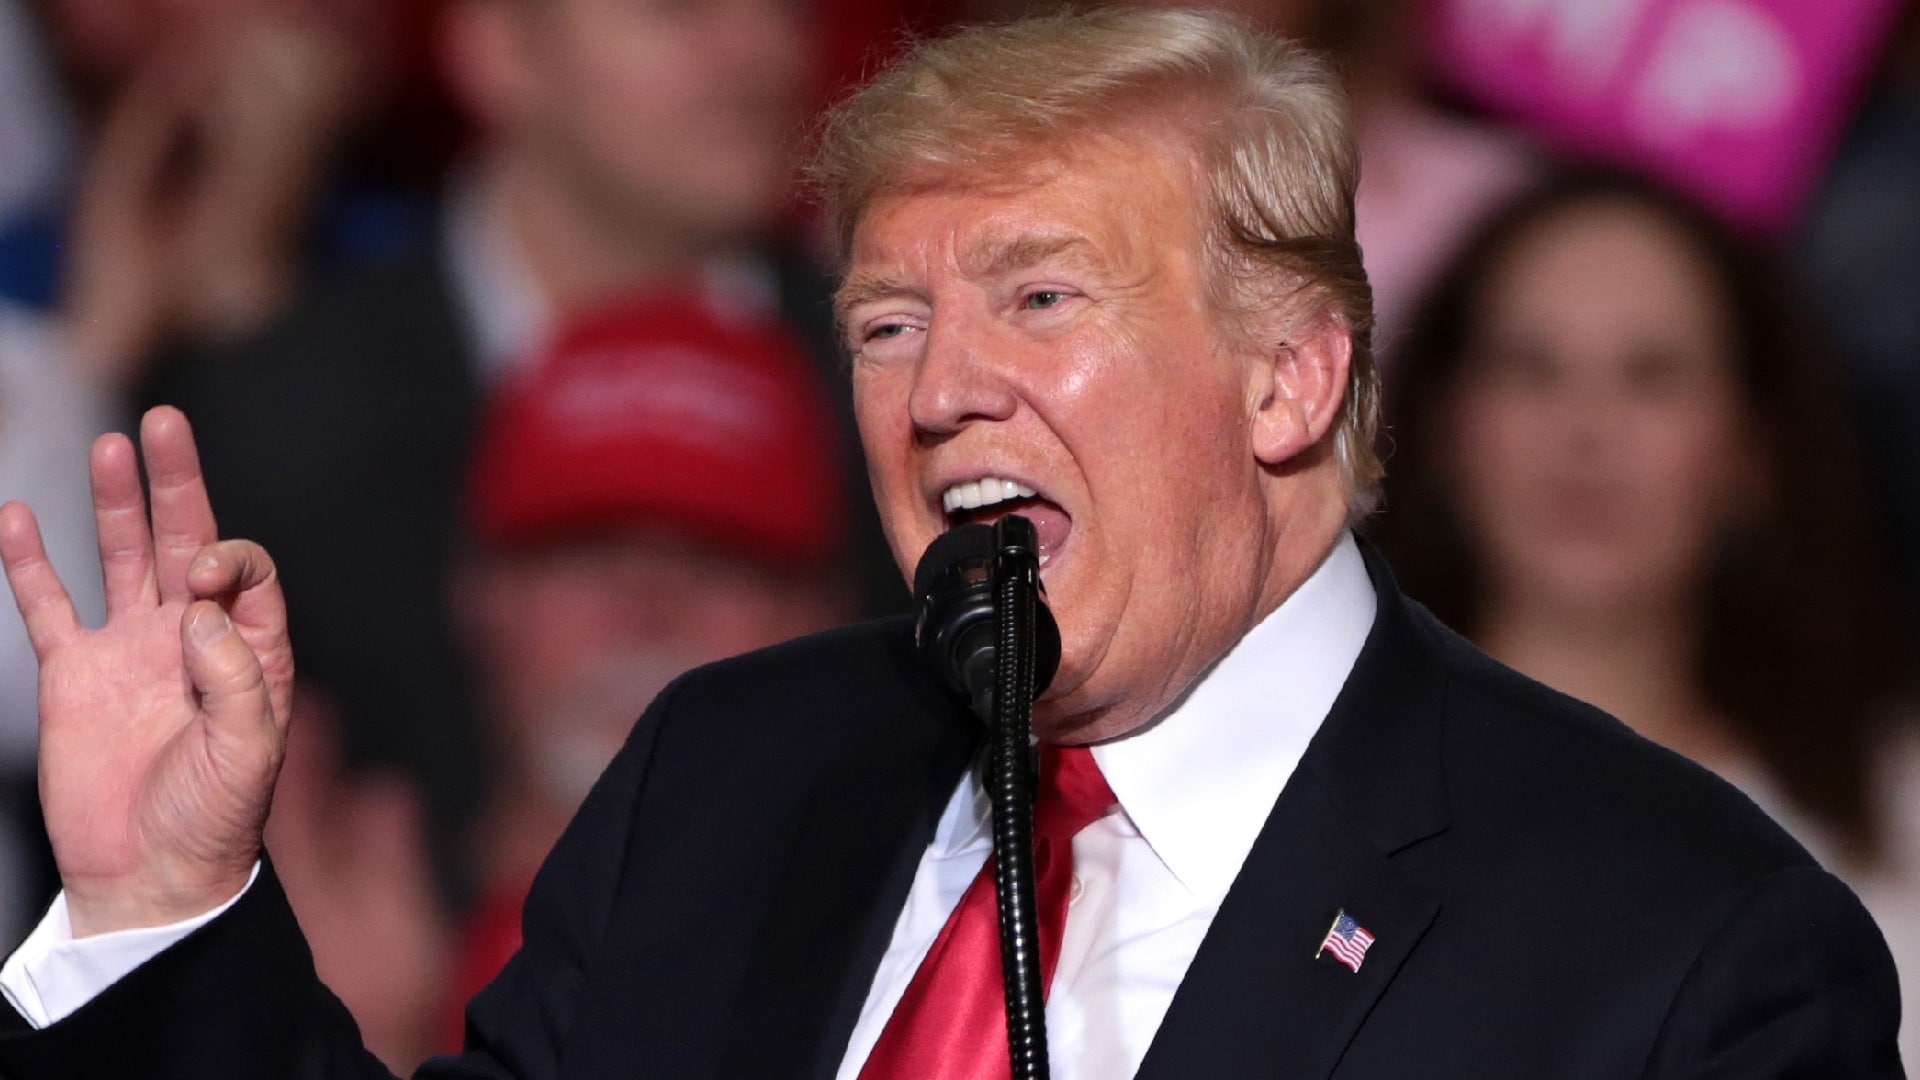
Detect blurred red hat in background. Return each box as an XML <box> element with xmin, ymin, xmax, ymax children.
<box><xmin>468</xmin><ymin>288</ymin><xmax>849</xmax><ymax>566</ymax></box>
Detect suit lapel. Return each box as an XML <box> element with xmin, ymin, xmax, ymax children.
<box><xmin>1135</xmin><ymin>775</ymin><xmax>1442</xmax><ymax>1079</ymax></box>
<box><xmin>1138</xmin><ymin>547</ymin><xmax>1452</xmax><ymax>1080</ymax></box>
<box><xmin>712</xmin><ymin>630</ymin><xmax>981</xmax><ymax>1079</ymax></box>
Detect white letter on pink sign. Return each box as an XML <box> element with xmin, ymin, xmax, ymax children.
<box><xmin>1632</xmin><ymin>0</ymin><xmax>1800</xmax><ymax>145</ymax></box>
<box><xmin>1452</xmin><ymin>0</ymin><xmax>1656</xmax><ymax>87</ymax></box>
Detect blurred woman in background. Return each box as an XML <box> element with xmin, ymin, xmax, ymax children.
<box><xmin>1368</xmin><ymin>170</ymin><xmax>1920</xmax><ymax>1060</ymax></box>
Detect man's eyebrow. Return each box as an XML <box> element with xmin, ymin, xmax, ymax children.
<box><xmin>833</xmin><ymin>275</ymin><xmax>921</xmax><ymax>325</ymax></box>
<box><xmin>832</xmin><ymin>233</ymin><xmax>1097</xmax><ymax>323</ymax></box>
<box><xmin>963</xmin><ymin>233</ymin><xmax>1096</xmax><ymax>279</ymax></box>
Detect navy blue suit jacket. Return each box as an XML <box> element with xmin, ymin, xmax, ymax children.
<box><xmin>0</xmin><ymin>551</ymin><xmax>1903</xmax><ymax>1077</ymax></box>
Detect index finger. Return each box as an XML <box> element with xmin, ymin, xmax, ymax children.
<box><xmin>139</xmin><ymin>406</ymin><xmax>220</xmax><ymax>605</ymax></box>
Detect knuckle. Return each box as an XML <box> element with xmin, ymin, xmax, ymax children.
<box><xmin>154</xmin><ymin>530</ymin><xmax>200</xmax><ymax>554</ymax></box>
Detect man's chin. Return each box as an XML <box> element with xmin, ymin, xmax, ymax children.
<box><xmin>1028</xmin><ymin>670</ymin><xmax>1122</xmax><ymax>746</ymax></box>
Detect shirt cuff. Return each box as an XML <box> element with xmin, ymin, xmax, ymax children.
<box><xmin>0</xmin><ymin>861</ymin><xmax>261</xmax><ymax>1028</ymax></box>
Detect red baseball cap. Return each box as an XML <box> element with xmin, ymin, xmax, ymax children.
<box><xmin>467</xmin><ymin>288</ymin><xmax>849</xmax><ymax>566</ymax></box>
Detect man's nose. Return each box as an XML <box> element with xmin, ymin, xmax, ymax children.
<box><xmin>908</xmin><ymin>315</ymin><xmax>1019</xmax><ymax>438</ymax></box>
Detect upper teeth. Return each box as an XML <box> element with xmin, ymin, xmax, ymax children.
<box><xmin>942</xmin><ymin>477</ymin><xmax>1038</xmax><ymax>514</ymax></box>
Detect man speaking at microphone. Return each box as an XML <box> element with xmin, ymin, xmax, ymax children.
<box><xmin>0</xmin><ymin>8</ymin><xmax>1902</xmax><ymax>1078</ymax></box>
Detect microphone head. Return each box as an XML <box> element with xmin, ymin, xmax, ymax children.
<box><xmin>913</xmin><ymin>519</ymin><xmax>1062</xmax><ymax>719</ymax></box>
<box><xmin>914</xmin><ymin>525</ymin><xmax>997</xmax><ymax>712</ymax></box>
<box><xmin>913</xmin><ymin>523</ymin><xmax>995</xmax><ymax>601</ymax></box>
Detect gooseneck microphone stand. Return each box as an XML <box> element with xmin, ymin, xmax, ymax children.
<box><xmin>913</xmin><ymin>516</ymin><xmax>1062</xmax><ymax>1080</ymax></box>
<box><xmin>987</xmin><ymin>518</ymin><xmax>1050</xmax><ymax>1079</ymax></box>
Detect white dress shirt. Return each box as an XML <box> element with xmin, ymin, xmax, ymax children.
<box><xmin>0</xmin><ymin>534</ymin><xmax>1377</xmax><ymax>1074</ymax></box>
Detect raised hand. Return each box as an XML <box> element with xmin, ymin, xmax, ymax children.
<box><xmin>0</xmin><ymin>407</ymin><xmax>294</xmax><ymax>936</ymax></box>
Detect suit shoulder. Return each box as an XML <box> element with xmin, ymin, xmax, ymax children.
<box><xmin>612</xmin><ymin>616</ymin><xmax>973</xmax><ymax>826</ymax></box>
<box><xmin>1407</xmin><ymin>605</ymin><xmax>1814</xmax><ymax>884</ymax></box>
<box><xmin>665</xmin><ymin>616</ymin><xmax>941</xmax><ymax>735</ymax></box>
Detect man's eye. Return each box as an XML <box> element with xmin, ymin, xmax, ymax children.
<box><xmin>1023</xmin><ymin>290</ymin><xmax>1067</xmax><ymax>310</ymax></box>
<box><xmin>865</xmin><ymin>323</ymin><xmax>907</xmax><ymax>342</ymax></box>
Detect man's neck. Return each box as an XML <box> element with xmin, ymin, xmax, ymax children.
<box><xmin>1058</xmin><ymin>485</ymin><xmax>1352</xmax><ymax>745</ymax></box>
<box><xmin>1245</xmin><ymin>491</ymin><xmax>1355</xmax><ymax>640</ymax></box>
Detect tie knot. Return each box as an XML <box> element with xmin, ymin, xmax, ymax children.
<box><xmin>1032</xmin><ymin>744</ymin><xmax>1115</xmax><ymax>842</ymax></box>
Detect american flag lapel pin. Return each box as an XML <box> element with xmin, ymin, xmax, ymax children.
<box><xmin>1315</xmin><ymin>909</ymin><xmax>1377</xmax><ymax>973</ymax></box>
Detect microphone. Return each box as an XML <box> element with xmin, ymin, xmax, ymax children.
<box><xmin>913</xmin><ymin>517</ymin><xmax>1061</xmax><ymax>723</ymax></box>
<box><xmin>913</xmin><ymin>514</ymin><xmax>1063</xmax><ymax>1080</ymax></box>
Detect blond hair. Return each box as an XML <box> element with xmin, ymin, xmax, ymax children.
<box><xmin>810</xmin><ymin>7</ymin><xmax>1382</xmax><ymax>514</ymax></box>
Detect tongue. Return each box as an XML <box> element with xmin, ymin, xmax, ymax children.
<box><xmin>973</xmin><ymin>497</ymin><xmax>1071</xmax><ymax>562</ymax></box>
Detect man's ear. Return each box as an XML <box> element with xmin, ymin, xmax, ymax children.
<box><xmin>1248</xmin><ymin>308</ymin><xmax>1352</xmax><ymax>467</ymax></box>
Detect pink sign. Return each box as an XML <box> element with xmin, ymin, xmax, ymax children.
<box><xmin>1422</xmin><ymin>0</ymin><xmax>1903</xmax><ymax>232</ymax></box>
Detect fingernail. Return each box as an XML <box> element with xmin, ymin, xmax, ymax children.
<box><xmin>189</xmin><ymin>606</ymin><xmax>230</xmax><ymax>644</ymax></box>
<box><xmin>191</xmin><ymin>555</ymin><xmax>219</xmax><ymax>575</ymax></box>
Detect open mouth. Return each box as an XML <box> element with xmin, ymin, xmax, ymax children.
<box><xmin>939</xmin><ymin>476</ymin><xmax>1072</xmax><ymax>567</ymax></box>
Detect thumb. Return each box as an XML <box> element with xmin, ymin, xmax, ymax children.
<box><xmin>181</xmin><ymin>600</ymin><xmax>283</xmax><ymax>748</ymax></box>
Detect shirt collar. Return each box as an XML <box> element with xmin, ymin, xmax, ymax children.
<box><xmin>1094</xmin><ymin>533</ymin><xmax>1375</xmax><ymax>898</ymax></box>
<box><xmin>928</xmin><ymin>534</ymin><xmax>1377</xmax><ymax>899</ymax></box>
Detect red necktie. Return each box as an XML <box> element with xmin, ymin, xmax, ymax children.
<box><xmin>858</xmin><ymin>745</ymin><xmax>1117</xmax><ymax>1080</ymax></box>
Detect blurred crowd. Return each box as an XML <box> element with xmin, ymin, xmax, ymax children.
<box><xmin>0</xmin><ymin>0</ymin><xmax>1912</xmax><ymax>1071</ymax></box>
